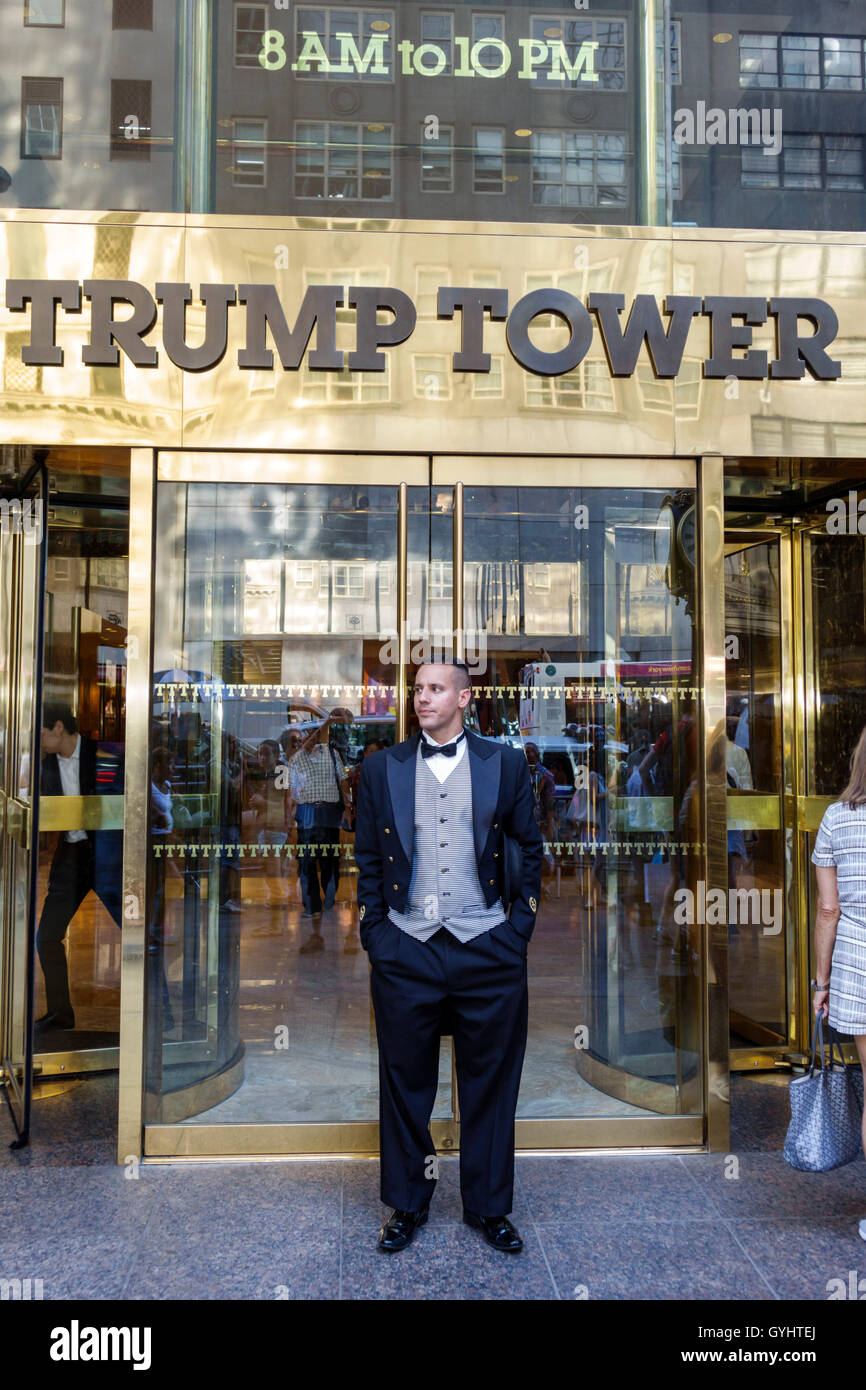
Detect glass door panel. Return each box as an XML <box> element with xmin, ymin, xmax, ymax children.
<box><xmin>455</xmin><ymin>475</ymin><xmax>702</xmax><ymax>1120</ymax></box>
<box><xmin>33</xmin><ymin>504</ymin><xmax>129</xmax><ymax>1072</ymax></box>
<box><xmin>146</xmin><ymin>465</ymin><xmax>442</xmax><ymax>1128</ymax></box>
<box><xmin>723</xmin><ymin>537</ymin><xmax>788</xmax><ymax>1052</ymax></box>
<box><xmin>802</xmin><ymin>525</ymin><xmax>866</xmax><ymax>1058</ymax></box>
<box><xmin>0</xmin><ymin>475</ymin><xmax>45</xmax><ymax>1142</ymax></box>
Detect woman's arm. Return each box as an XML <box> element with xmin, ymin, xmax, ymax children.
<box><xmin>813</xmin><ymin>864</ymin><xmax>841</xmax><ymax>1018</ymax></box>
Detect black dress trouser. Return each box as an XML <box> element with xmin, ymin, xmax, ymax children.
<box><xmin>36</xmin><ymin>838</ymin><xmax>122</xmax><ymax>1016</ymax></box>
<box><xmin>368</xmin><ymin>917</ymin><xmax>528</xmax><ymax>1216</ymax></box>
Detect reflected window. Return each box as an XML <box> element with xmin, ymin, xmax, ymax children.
<box><xmin>657</xmin><ymin>134</ymin><xmax>681</xmax><ymax>201</ymax></box>
<box><xmin>420</xmin><ymin>10</ymin><xmax>454</xmax><ymax>75</ymax></box>
<box><xmin>24</xmin><ymin>0</ymin><xmax>64</xmax><ymax>23</ymax></box>
<box><xmin>110</xmin><ymin>79</ymin><xmax>152</xmax><ymax>162</ymax></box>
<box><xmin>742</xmin><ymin>134</ymin><xmax>863</xmax><ymax>190</ymax></box>
<box><xmin>294</xmin><ymin>121</ymin><xmax>393</xmax><ymax>201</ymax></box>
<box><xmin>525</xmin><ymin>361</ymin><xmax>614</xmax><ymax>413</ymax></box>
<box><xmin>655</xmin><ymin>17</ymin><xmax>680</xmax><ymax>84</ymax></box>
<box><xmin>234</xmin><ymin>2</ymin><xmax>267</xmax><ymax>67</ymax></box>
<box><xmin>530</xmin><ymin>15</ymin><xmax>625</xmax><ymax>90</ymax></box>
<box><xmin>332</xmin><ymin>563</ymin><xmax>365</xmax><ymax>598</ymax></box>
<box><xmin>472</xmin><ymin>11</ymin><xmax>504</xmax><ymax>70</ymax></box>
<box><xmin>415</xmin><ymin>265</ymin><xmax>449</xmax><ymax>317</ymax></box>
<box><xmin>781</xmin><ymin>33</ymin><xmax>822</xmax><ymax>90</ymax></box>
<box><xmin>473</xmin><ymin>127</ymin><xmax>505</xmax><ymax>194</ymax></box>
<box><xmin>233</xmin><ymin>118</ymin><xmax>267</xmax><ymax>187</ymax></box>
<box><xmin>741</xmin><ymin>31</ymin><xmax>865</xmax><ymax>91</ymax></box>
<box><xmin>300</xmin><ymin>361</ymin><xmax>390</xmax><ymax>404</ymax></box>
<box><xmin>532</xmin><ymin>130</ymin><xmax>627</xmax><ymax>208</ymax></box>
<box><xmin>4</xmin><ymin>332</ymin><xmax>42</xmax><ymax>393</ymax></box>
<box><xmin>471</xmin><ymin>355</ymin><xmax>504</xmax><ymax>400</ymax></box>
<box><xmin>829</xmin><ymin>339</ymin><xmax>866</xmax><ymax>385</ymax></box>
<box><xmin>21</xmin><ymin>77</ymin><xmax>62</xmax><ymax>158</ymax></box>
<box><xmin>295</xmin><ymin>6</ymin><xmax>394</xmax><ymax>82</ymax></box>
<box><xmin>739</xmin><ymin>32</ymin><xmax>779</xmax><ymax>88</ymax></box>
<box><xmin>420</xmin><ymin>124</ymin><xmax>453</xmax><ymax>193</ymax></box>
<box><xmin>112</xmin><ymin>0</ymin><xmax>152</xmax><ymax>29</ymax></box>
<box><xmin>293</xmin><ymin>562</ymin><xmax>315</xmax><ymax>589</ymax></box>
<box><xmin>413</xmin><ymin>354</ymin><xmax>451</xmax><ymax>400</ymax></box>
<box><xmin>428</xmin><ymin>560</ymin><xmax>452</xmax><ymax>599</ymax></box>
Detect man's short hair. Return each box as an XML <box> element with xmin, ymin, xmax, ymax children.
<box><xmin>42</xmin><ymin>702</ymin><xmax>77</xmax><ymax>734</ymax></box>
<box><xmin>416</xmin><ymin>659</ymin><xmax>472</xmax><ymax>692</ymax></box>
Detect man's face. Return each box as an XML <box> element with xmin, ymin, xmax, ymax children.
<box><xmin>414</xmin><ymin>665</ymin><xmax>470</xmax><ymax>735</ymax></box>
<box><xmin>41</xmin><ymin>721</ymin><xmax>64</xmax><ymax>755</ymax></box>
<box><xmin>525</xmin><ymin>744</ymin><xmax>539</xmax><ymax>766</ymax></box>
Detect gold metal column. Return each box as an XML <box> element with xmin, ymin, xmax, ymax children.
<box><xmin>637</xmin><ymin>0</ymin><xmax>662</xmax><ymax>225</ymax></box>
<box><xmin>782</xmin><ymin>527</ymin><xmax>806</xmax><ymax>1058</ymax></box>
<box><xmin>396</xmin><ymin>481</ymin><xmax>408</xmax><ymax>744</ymax></box>
<box><xmin>449</xmin><ymin>478</ymin><xmax>465</xmax><ymax>1134</ymax></box>
<box><xmin>117</xmin><ymin>447</ymin><xmax>156</xmax><ymax>1164</ymax></box>
<box><xmin>452</xmin><ymin>480</ymin><xmax>464</xmax><ymax>663</ymax></box>
<box><xmin>698</xmin><ymin>454</ymin><xmax>729</xmax><ymax>1151</ymax></box>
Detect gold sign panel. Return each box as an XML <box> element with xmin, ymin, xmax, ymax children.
<box><xmin>0</xmin><ymin>215</ymin><xmax>184</xmax><ymax>445</ymax></box>
<box><xmin>1</xmin><ymin>212</ymin><xmax>864</xmax><ymax>456</ymax></box>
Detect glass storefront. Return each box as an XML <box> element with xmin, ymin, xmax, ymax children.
<box><xmin>140</xmin><ymin>463</ymin><xmax>706</xmax><ymax>1139</ymax></box>
<box><xmin>2</xmin><ymin>5</ymin><xmax>866</xmax><ymax>1163</ymax></box>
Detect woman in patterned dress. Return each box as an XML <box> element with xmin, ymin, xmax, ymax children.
<box><xmin>811</xmin><ymin>724</ymin><xmax>866</xmax><ymax>1240</ymax></box>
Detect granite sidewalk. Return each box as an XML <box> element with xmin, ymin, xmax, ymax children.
<box><xmin>1</xmin><ymin>1072</ymin><xmax>865</xmax><ymax>1300</ymax></box>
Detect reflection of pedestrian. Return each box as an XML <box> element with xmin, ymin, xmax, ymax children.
<box><xmin>566</xmin><ymin>753</ymin><xmax>607</xmax><ymax>908</ymax></box>
<box><xmin>725</xmin><ymin>712</ymin><xmax>753</xmax><ymax>937</ymax></box>
<box><xmin>525</xmin><ymin>743</ymin><xmax>555</xmax><ymax>835</ymax></box>
<box><xmin>218</xmin><ymin>733</ymin><xmax>242</xmax><ymax>913</ymax></box>
<box><xmin>525</xmin><ymin>742</ymin><xmax>556</xmax><ymax>887</ymax></box>
<box><xmin>250</xmin><ymin>739</ymin><xmax>291</xmax><ymax>914</ymax></box>
<box><xmin>147</xmin><ymin>748</ymin><xmax>177</xmax><ymax>1030</ymax></box>
<box><xmin>149</xmin><ymin>747</ymin><xmax>174</xmax><ymax>945</ymax></box>
<box><xmin>343</xmin><ymin>739</ymin><xmax>381</xmax><ymax>954</ymax></box>
<box><xmin>291</xmin><ymin>714</ymin><xmax>352</xmax><ymax>953</ymax></box>
<box><xmin>35</xmin><ymin>703</ymin><xmax>123</xmax><ymax>1034</ymax></box>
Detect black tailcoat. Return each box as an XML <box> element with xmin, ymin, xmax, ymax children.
<box><xmin>353</xmin><ymin>728</ymin><xmax>543</xmax><ymax>949</ymax></box>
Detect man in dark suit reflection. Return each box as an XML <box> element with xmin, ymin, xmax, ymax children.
<box><xmin>354</xmin><ymin>661</ymin><xmax>543</xmax><ymax>1254</ymax></box>
<box><xmin>36</xmin><ymin>702</ymin><xmax>123</xmax><ymax>1034</ymax></box>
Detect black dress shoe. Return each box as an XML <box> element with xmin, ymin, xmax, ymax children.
<box><xmin>378</xmin><ymin>1206</ymin><xmax>429</xmax><ymax>1253</ymax></box>
<box><xmin>463</xmin><ymin>1208</ymin><xmax>523</xmax><ymax>1253</ymax></box>
<box><xmin>34</xmin><ymin>1010</ymin><xmax>75</xmax><ymax>1032</ymax></box>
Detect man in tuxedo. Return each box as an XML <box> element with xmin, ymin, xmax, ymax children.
<box><xmin>354</xmin><ymin>661</ymin><xmax>543</xmax><ymax>1254</ymax></box>
<box><xmin>36</xmin><ymin>702</ymin><xmax>124</xmax><ymax>1033</ymax></box>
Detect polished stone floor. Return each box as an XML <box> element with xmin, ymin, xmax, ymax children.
<box><xmin>2</xmin><ymin>1070</ymin><xmax>865</xmax><ymax>1300</ymax></box>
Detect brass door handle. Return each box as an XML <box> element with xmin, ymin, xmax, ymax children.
<box><xmin>6</xmin><ymin>797</ymin><xmax>31</xmax><ymax>850</ymax></box>
<box><xmin>38</xmin><ymin>795</ymin><xmax>124</xmax><ymax>832</ymax></box>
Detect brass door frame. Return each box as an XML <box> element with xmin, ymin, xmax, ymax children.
<box><xmin>793</xmin><ymin>518</ymin><xmax>860</xmax><ymax>1067</ymax></box>
<box><xmin>122</xmin><ymin>450</ymin><xmax>722</xmax><ymax>1162</ymax></box>
<box><xmin>722</xmin><ymin>520</ymin><xmax>861</xmax><ymax>1073</ymax></box>
<box><xmin>0</xmin><ymin>464</ymin><xmax>47</xmax><ymax>1143</ymax></box>
<box><xmin>723</xmin><ymin>528</ymin><xmax>799</xmax><ymax>1071</ymax></box>
<box><xmin>26</xmin><ymin>497</ymin><xmax>132</xmax><ymax>1081</ymax></box>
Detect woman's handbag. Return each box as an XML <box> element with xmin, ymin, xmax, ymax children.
<box><xmin>783</xmin><ymin>1016</ymin><xmax>865</xmax><ymax>1171</ymax></box>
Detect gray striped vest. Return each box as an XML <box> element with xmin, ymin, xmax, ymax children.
<box><xmin>388</xmin><ymin>743</ymin><xmax>505</xmax><ymax>942</ymax></box>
